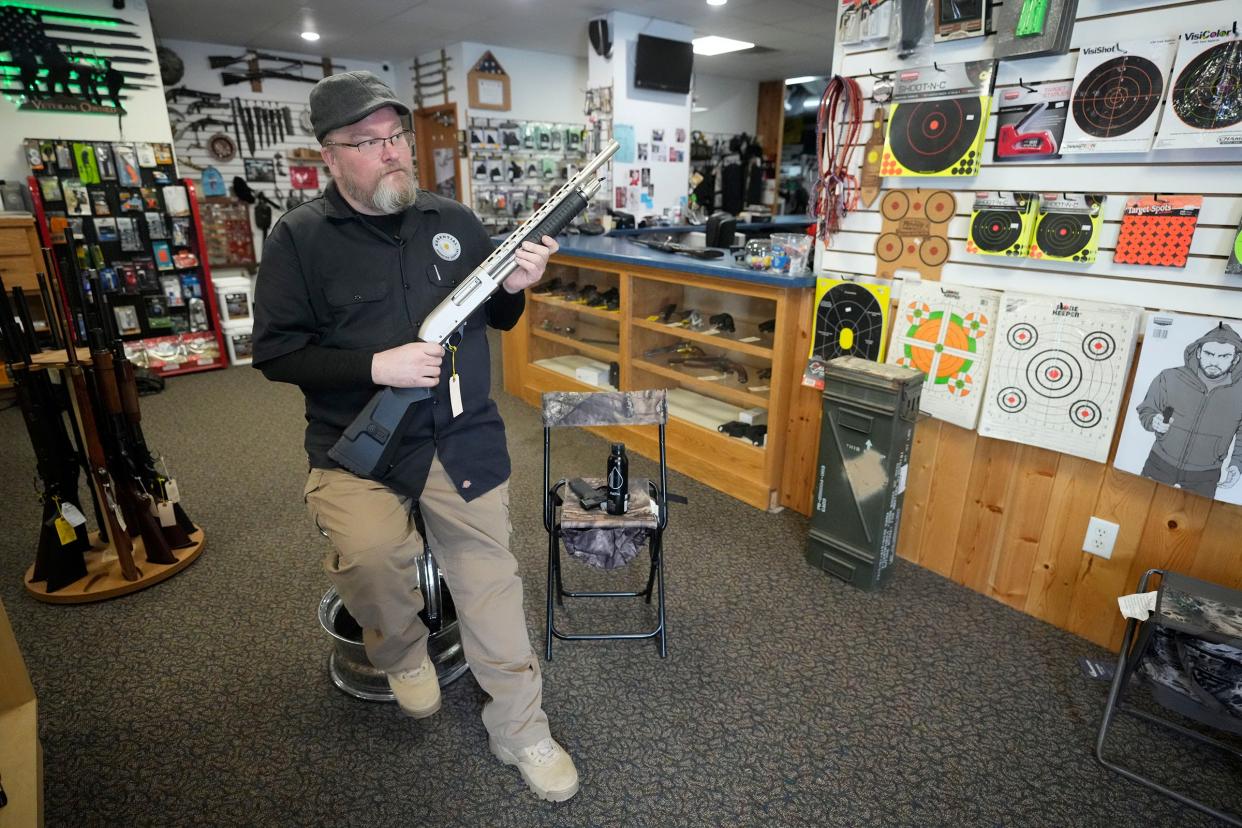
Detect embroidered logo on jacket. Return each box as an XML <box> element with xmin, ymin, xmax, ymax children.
<box><xmin>432</xmin><ymin>232</ymin><xmax>462</xmax><ymax>261</ymax></box>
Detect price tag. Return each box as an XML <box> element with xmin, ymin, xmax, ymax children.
<box><xmin>165</xmin><ymin>479</ymin><xmax>181</xmax><ymax>503</ymax></box>
<box><xmin>157</xmin><ymin>500</ymin><xmax>176</xmax><ymax>527</ymax></box>
<box><xmin>449</xmin><ymin>374</ymin><xmax>464</xmax><ymax>417</ymax></box>
<box><xmin>55</xmin><ymin>517</ymin><xmax>77</xmax><ymax>546</ymax></box>
<box><xmin>60</xmin><ymin>501</ymin><xmax>87</xmax><ymax>527</ymax></box>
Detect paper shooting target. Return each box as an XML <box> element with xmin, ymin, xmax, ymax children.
<box><xmin>978</xmin><ymin>294</ymin><xmax>1140</xmax><ymax>463</ymax></box>
<box><xmin>1172</xmin><ymin>40</ymin><xmax>1242</xmax><ymax>131</ymax></box>
<box><xmin>884</xmin><ymin>97</ymin><xmax>987</xmax><ymax>176</ymax></box>
<box><xmin>812</xmin><ymin>280</ymin><xmax>889</xmax><ymax>361</ymax></box>
<box><xmin>886</xmin><ymin>281</ymin><xmax>1001</xmax><ymax>430</ymax></box>
<box><xmin>1071</xmin><ymin>56</ymin><xmax>1164</xmax><ymax>139</ymax></box>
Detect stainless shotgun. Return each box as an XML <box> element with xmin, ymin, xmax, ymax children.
<box><xmin>328</xmin><ymin>139</ymin><xmax>620</xmax><ymax>478</ymax></box>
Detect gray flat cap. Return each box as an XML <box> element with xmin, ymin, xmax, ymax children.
<box><xmin>309</xmin><ymin>70</ymin><xmax>410</xmax><ymax>143</ymax></box>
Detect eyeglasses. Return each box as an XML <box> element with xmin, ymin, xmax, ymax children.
<box><xmin>323</xmin><ymin>129</ymin><xmax>414</xmax><ymax>156</ymax></box>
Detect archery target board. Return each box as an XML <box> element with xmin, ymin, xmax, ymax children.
<box><xmin>978</xmin><ymin>293</ymin><xmax>1141</xmax><ymax>462</ymax></box>
<box><xmin>886</xmin><ymin>281</ymin><xmax>1002</xmax><ymax>429</ymax></box>
<box><xmin>1155</xmin><ymin>29</ymin><xmax>1242</xmax><ymax>149</ymax></box>
<box><xmin>1062</xmin><ymin>38</ymin><xmax>1177</xmax><ymax>155</ymax></box>
<box><xmin>811</xmin><ymin>277</ymin><xmax>891</xmax><ymax>361</ymax></box>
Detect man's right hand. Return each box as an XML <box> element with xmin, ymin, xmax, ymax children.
<box><xmin>371</xmin><ymin>342</ymin><xmax>445</xmax><ymax>387</ymax></box>
<box><xmin>1152</xmin><ymin>414</ymin><xmax>1172</xmax><ymax>435</ymax></box>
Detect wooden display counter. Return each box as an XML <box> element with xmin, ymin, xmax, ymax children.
<box><xmin>502</xmin><ymin>235</ymin><xmax>816</xmax><ymax>511</ymax></box>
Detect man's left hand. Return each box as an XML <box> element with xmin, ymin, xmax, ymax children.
<box><xmin>1222</xmin><ymin>465</ymin><xmax>1241</xmax><ymax>489</ymax></box>
<box><xmin>503</xmin><ymin>235</ymin><xmax>559</xmax><ymax>294</ymax></box>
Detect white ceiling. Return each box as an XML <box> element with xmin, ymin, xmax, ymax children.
<box><xmin>147</xmin><ymin>0</ymin><xmax>832</xmax><ymax>82</ymax></box>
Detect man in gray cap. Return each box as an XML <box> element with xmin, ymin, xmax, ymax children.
<box><xmin>253</xmin><ymin>70</ymin><xmax>577</xmax><ymax>802</ymax></box>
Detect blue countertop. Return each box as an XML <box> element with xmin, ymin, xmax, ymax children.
<box><xmin>544</xmin><ymin>234</ymin><xmax>817</xmax><ymax>288</ymax></box>
<box><xmin>607</xmin><ymin>215</ymin><xmax>814</xmax><ymax>237</ymax></box>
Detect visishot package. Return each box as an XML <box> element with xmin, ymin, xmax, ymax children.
<box><xmin>1062</xmin><ymin>37</ymin><xmax>1178</xmax><ymax>155</ymax></box>
<box><xmin>993</xmin><ymin>82</ymin><xmax>1071</xmax><ymax>162</ymax></box>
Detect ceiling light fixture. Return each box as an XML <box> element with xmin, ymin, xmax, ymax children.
<box><xmin>706</xmin><ymin>0</ymin><xmax>727</xmax><ymax>6</ymax></box>
<box><xmin>785</xmin><ymin>75</ymin><xmax>817</xmax><ymax>85</ymax></box>
<box><xmin>301</xmin><ymin>30</ymin><xmax>320</xmax><ymax>42</ymax></box>
<box><xmin>692</xmin><ymin>36</ymin><xmax>755</xmax><ymax>56</ymax></box>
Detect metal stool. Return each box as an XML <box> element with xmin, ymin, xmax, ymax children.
<box><xmin>316</xmin><ymin>506</ymin><xmax>469</xmax><ymax>701</ymax></box>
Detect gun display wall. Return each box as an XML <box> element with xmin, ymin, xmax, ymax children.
<box><xmin>24</xmin><ymin>137</ymin><xmax>226</xmax><ymax>376</ymax></box>
<box><xmin>0</xmin><ymin>232</ymin><xmax>205</xmax><ymax>603</ymax></box>
<box><xmin>468</xmin><ymin>116</ymin><xmax>590</xmax><ymax>233</ymax></box>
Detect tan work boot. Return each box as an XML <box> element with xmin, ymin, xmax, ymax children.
<box><xmin>387</xmin><ymin>657</ymin><xmax>441</xmax><ymax>718</ymax></box>
<box><xmin>490</xmin><ymin>736</ymin><xmax>580</xmax><ymax>802</ymax></box>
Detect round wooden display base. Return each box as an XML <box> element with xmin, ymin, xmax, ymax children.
<box><xmin>24</xmin><ymin>528</ymin><xmax>206</xmax><ymax>604</ymax></box>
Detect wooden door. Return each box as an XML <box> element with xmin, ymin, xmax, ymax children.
<box><xmin>413</xmin><ymin>103</ymin><xmax>460</xmax><ymax>202</ymax></box>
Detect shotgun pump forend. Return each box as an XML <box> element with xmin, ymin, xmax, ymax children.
<box><xmin>327</xmin><ymin>140</ymin><xmax>621</xmax><ymax>478</ymax></box>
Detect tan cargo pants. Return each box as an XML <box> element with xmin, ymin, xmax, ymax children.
<box><xmin>304</xmin><ymin>453</ymin><xmax>550</xmax><ymax>749</ymax></box>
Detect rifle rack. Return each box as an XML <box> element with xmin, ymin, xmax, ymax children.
<box><xmin>23</xmin><ymin>347</ymin><xmax>206</xmax><ymax>605</ymax></box>
<box><xmin>412</xmin><ymin>49</ymin><xmax>453</xmax><ymax>109</ymax></box>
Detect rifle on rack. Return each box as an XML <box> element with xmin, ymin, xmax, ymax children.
<box><xmin>222</xmin><ymin>69</ymin><xmax>320</xmax><ymax>87</ymax></box>
<box><xmin>174</xmin><ymin>116</ymin><xmax>235</xmax><ymax>141</ymax></box>
<box><xmin>165</xmin><ymin>86</ymin><xmax>222</xmax><ymax>104</ymax></box>
<box><xmin>0</xmin><ymin>277</ymin><xmax>91</xmax><ymax>592</ymax></box>
<box><xmin>328</xmin><ymin>139</ymin><xmax>621</xmax><ymax>478</ymax></box>
<box><xmin>209</xmin><ymin>50</ymin><xmax>342</xmax><ymax>71</ymax></box>
<box><xmin>88</xmin><ymin>270</ymin><xmax>196</xmax><ymax>548</ymax></box>
<box><xmin>50</xmin><ymin>236</ymin><xmax>140</xmax><ymax>581</ymax></box>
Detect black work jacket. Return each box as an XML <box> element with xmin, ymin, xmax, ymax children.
<box><xmin>252</xmin><ymin>181</ymin><xmax>524</xmax><ymax>502</ymax></box>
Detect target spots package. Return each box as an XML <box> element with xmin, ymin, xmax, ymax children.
<box><xmin>1029</xmin><ymin>193</ymin><xmax>1105</xmax><ymax>264</ymax></box>
<box><xmin>1062</xmin><ymin>37</ymin><xmax>1178</xmax><ymax>154</ymax></box>
<box><xmin>967</xmin><ymin>192</ymin><xmax>1038</xmax><ymax>257</ymax></box>
<box><xmin>978</xmin><ymin>293</ymin><xmax>1141</xmax><ymax>463</ymax></box>
<box><xmin>881</xmin><ymin>60</ymin><xmax>995</xmax><ymax>177</ymax></box>
<box><xmin>886</xmin><ymin>281</ymin><xmax>1002</xmax><ymax>430</ymax></box>
<box><xmin>1114</xmin><ymin>195</ymin><xmax>1202</xmax><ymax>268</ymax></box>
<box><xmin>1154</xmin><ymin>24</ymin><xmax>1242</xmax><ymax>149</ymax></box>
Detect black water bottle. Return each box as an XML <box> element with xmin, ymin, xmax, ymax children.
<box><xmin>606</xmin><ymin>442</ymin><xmax>629</xmax><ymax>515</ymax></box>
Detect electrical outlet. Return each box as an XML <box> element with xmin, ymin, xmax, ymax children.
<box><xmin>1083</xmin><ymin>516</ymin><xmax>1120</xmax><ymax>559</ymax></box>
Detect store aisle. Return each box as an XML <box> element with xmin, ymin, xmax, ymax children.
<box><xmin>0</xmin><ymin>341</ymin><xmax>1235</xmax><ymax>827</ymax></box>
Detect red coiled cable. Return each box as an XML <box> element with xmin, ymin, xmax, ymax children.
<box><xmin>814</xmin><ymin>75</ymin><xmax>864</xmax><ymax>246</ymax></box>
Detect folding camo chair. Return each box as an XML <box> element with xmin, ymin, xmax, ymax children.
<box><xmin>1096</xmin><ymin>569</ymin><xmax>1242</xmax><ymax>826</ymax></box>
<box><xmin>541</xmin><ymin>389</ymin><xmax>669</xmax><ymax>660</ymax></box>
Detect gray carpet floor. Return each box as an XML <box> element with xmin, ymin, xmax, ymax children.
<box><xmin>1</xmin><ymin>333</ymin><xmax>1239</xmax><ymax>827</ymax></box>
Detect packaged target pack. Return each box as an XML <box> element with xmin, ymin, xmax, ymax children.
<box><xmin>1062</xmin><ymin>37</ymin><xmax>1178</xmax><ymax>154</ymax></box>
<box><xmin>1154</xmin><ymin>24</ymin><xmax>1242</xmax><ymax>149</ymax></box>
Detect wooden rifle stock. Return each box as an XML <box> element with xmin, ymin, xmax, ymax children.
<box><xmin>58</xmin><ymin>236</ymin><xmax>140</xmax><ymax>580</ymax></box>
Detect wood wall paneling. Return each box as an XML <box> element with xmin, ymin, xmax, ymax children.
<box><xmin>818</xmin><ymin>0</ymin><xmax>1242</xmax><ymax>651</ymax></box>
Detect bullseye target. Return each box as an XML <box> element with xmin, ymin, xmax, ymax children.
<box><xmin>997</xmin><ymin>387</ymin><xmax>1027</xmax><ymax>413</ymax></box>
<box><xmin>919</xmin><ymin>237</ymin><xmax>950</xmax><ymax>266</ymax></box>
<box><xmin>1070</xmin><ymin>399</ymin><xmax>1102</xmax><ymax>428</ymax></box>
<box><xmin>882</xmin><ymin>191</ymin><xmax>911</xmax><ymax>220</ymax></box>
<box><xmin>1082</xmin><ymin>331</ymin><xmax>1116</xmax><ymax>361</ymax></box>
<box><xmin>876</xmin><ymin>232</ymin><xmax>904</xmax><ymax>262</ymax></box>
<box><xmin>970</xmin><ymin>210</ymin><xmax>1023</xmax><ymax>252</ymax></box>
<box><xmin>1071</xmin><ymin>56</ymin><xmax>1164</xmax><ymax>139</ymax></box>
<box><xmin>1035</xmin><ymin>212</ymin><xmax>1093</xmax><ymax>258</ymax></box>
<box><xmin>811</xmin><ymin>280</ymin><xmax>890</xmax><ymax>362</ymax></box>
<box><xmin>924</xmin><ymin>191</ymin><xmax>957</xmax><ymax>222</ymax></box>
<box><xmin>977</xmin><ymin>293</ymin><xmax>1141</xmax><ymax>463</ymax></box>
<box><xmin>1171</xmin><ymin>41</ymin><xmax>1242</xmax><ymax>131</ymax></box>
<box><xmin>1027</xmin><ymin>350</ymin><xmax>1083</xmax><ymax>398</ymax></box>
<box><xmin>885</xmin><ymin>97</ymin><xmax>987</xmax><ymax>176</ymax></box>
<box><xmin>1007</xmin><ymin>323</ymin><xmax>1038</xmax><ymax>350</ymax></box>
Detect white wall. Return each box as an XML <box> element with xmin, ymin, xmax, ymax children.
<box><xmin>0</xmin><ymin>0</ymin><xmax>173</xmax><ymax>186</ymax></box>
<box><xmin>591</xmin><ymin>12</ymin><xmax>694</xmax><ymax>219</ymax></box>
<box><xmin>691</xmin><ymin>73</ymin><xmax>759</xmax><ymax>137</ymax></box>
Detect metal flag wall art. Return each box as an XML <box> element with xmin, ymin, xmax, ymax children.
<box><xmin>0</xmin><ymin>1</ymin><xmax>156</xmax><ymax>115</ymax></box>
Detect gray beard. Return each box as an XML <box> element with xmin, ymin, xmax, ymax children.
<box><xmin>340</xmin><ymin>168</ymin><xmax>417</xmax><ymax>214</ymax></box>
<box><xmin>370</xmin><ymin>169</ymin><xmax>418</xmax><ymax>214</ymax></box>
